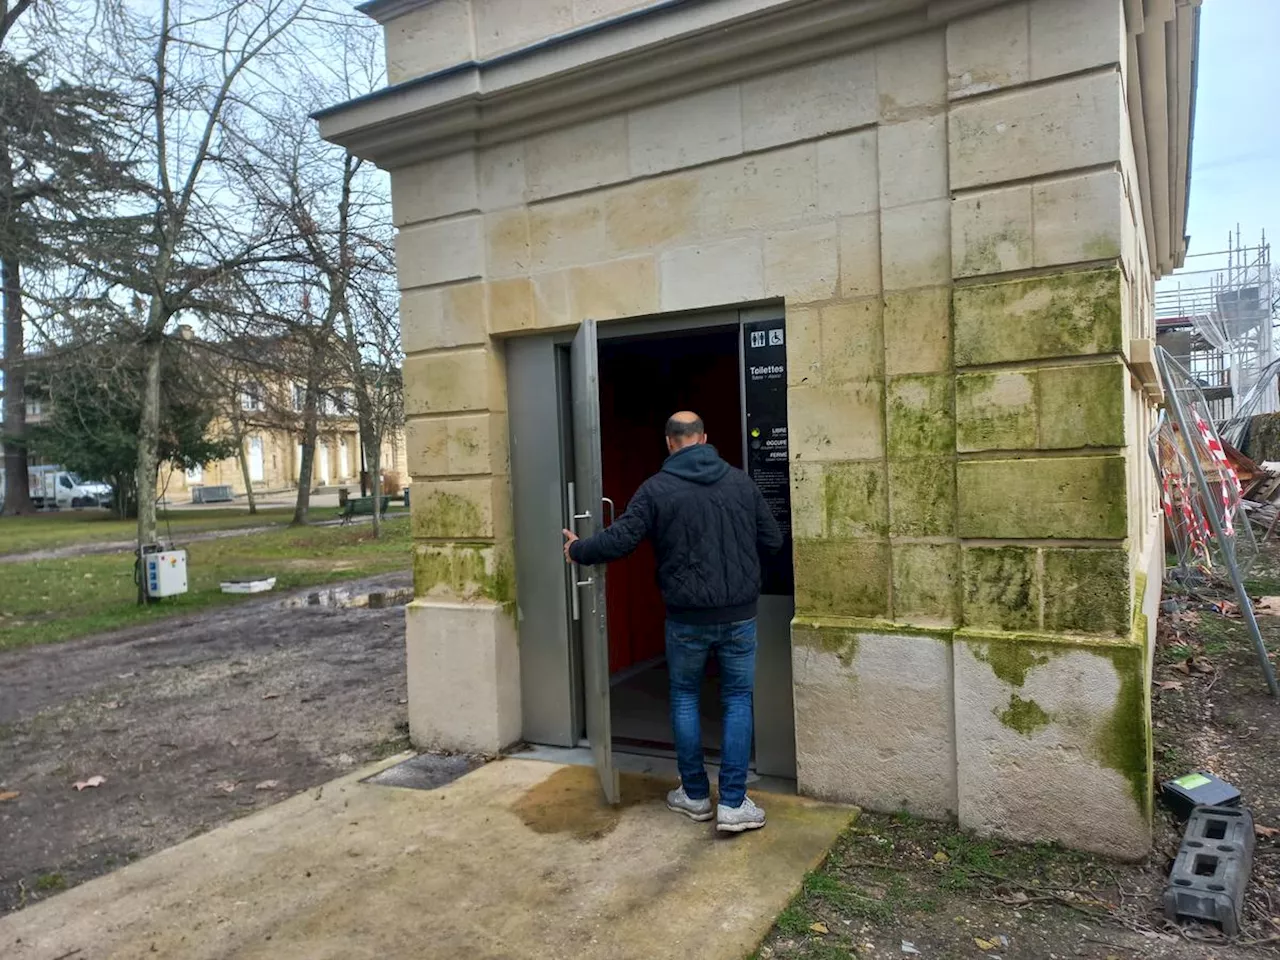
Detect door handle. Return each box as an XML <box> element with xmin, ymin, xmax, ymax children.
<box><xmin>602</xmin><ymin>497</ymin><xmax>615</xmax><ymax>526</ymax></box>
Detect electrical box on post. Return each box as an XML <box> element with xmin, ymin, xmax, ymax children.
<box><xmin>145</xmin><ymin>550</ymin><xmax>188</xmax><ymax>598</ymax></box>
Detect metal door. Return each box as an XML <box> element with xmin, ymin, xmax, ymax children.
<box><xmin>569</xmin><ymin>319</ymin><xmax>619</xmax><ymax>803</ymax></box>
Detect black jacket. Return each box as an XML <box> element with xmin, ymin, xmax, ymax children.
<box><xmin>569</xmin><ymin>444</ymin><xmax>784</xmax><ymax>624</ymax></box>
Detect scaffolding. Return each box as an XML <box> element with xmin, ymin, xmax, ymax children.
<box><xmin>1155</xmin><ymin>229</ymin><xmax>1277</xmax><ymax>426</ymax></box>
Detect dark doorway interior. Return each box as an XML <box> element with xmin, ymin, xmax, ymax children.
<box><xmin>596</xmin><ymin>326</ymin><xmax>743</xmax><ymax>753</ymax></box>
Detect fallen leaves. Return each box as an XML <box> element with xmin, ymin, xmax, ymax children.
<box><xmin>73</xmin><ymin>776</ymin><xmax>105</xmax><ymax>791</ymax></box>
<box><xmin>214</xmin><ymin>780</ymin><xmax>239</xmax><ymax>794</ymax></box>
<box><xmin>809</xmin><ymin>922</ymin><xmax>828</xmax><ymax>935</ymax></box>
<box><xmin>932</xmin><ymin>850</ymin><xmax>950</xmax><ymax>863</ymax></box>
<box><xmin>1256</xmin><ymin>823</ymin><xmax>1279</xmax><ymax>839</ymax></box>
<box><xmin>1156</xmin><ymin>679</ymin><xmax>1185</xmax><ymax>691</ymax></box>
<box><xmin>0</xmin><ymin>791</ymin><xmax>18</xmax><ymax>802</ymax></box>
<box><xmin>1256</xmin><ymin>596</ymin><xmax>1280</xmax><ymax>616</ymax></box>
<box><xmin>974</xmin><ymin>936</ymin><xmax>998</xmax><ymax>950</ymax></box>
<box><xmin>255</xmin><ymin>780</ymin><xmax>280</xmax><ymax>791</ymax></box>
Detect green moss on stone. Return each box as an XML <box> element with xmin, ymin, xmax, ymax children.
<box><xmin>1095</xmin><ymin>644</ymin><xmax>1150</xmax><ymax>810</ymax></box>
<box><xmin>824</xmin><ymin>461</ymin><xmax>889</xmax><ymax>538</ymax></box>
<box><xmin>957</xmin><ymin>456</ymin><xmax>1128</xmax><ymax>540</ymax></box>
<box><xmin>1037</xmin><ymin>362</ymin><xmax>1126</xmax><ymax>450</ymax></box>
<box><xmin>413</xmin><ymin>542</ymin><xmax>516</xmax><ymax>614</ymax></box>
<box><xmin>957</xmin><ymin>228</ymin><xmax>1033</xmax><ymax>278</ymax></box>
<box><xmin>412</xmin><ymin>491</ymin><xmax>486</xmax><ymax>539</ymax></box>
<box><xmin>955</xmin><ymin>370</ymin><xmax>1038</xmax><ymax>452</ymax></box>
<box><xmin>892</xmin><ymin>542</ymin><xmax>960</xmax><ymax>623</ymax></box>
<box><xmin>998</xmin><ymin>694</ymin><xmax>1052</xmax><ymax>735</ymax></box>
<box><xmin>970</xmin><ymin>638</ymin><xmax>1062</xmax><ymax>687</ymax></box>
<box><xmin>793</xmin><ymin>623</ymin><xmax>861</xmax><ymax>668</ymax></box>
<box><xmin>962</xmin><ymin>546</ymin><xmax>1039</xmax><ymax>631</ymax></box>
<box><xmin>1042</xmin><ymin>548</ymin><xmax>1130</xmax><ymax>635</ymax></box>
<box><xmin>953</xmin><ymin>267</ymin><xmax>1123</xmax><ymax>367</ymax></box>
<box><xmin>888</xmin><ymin>457</ymin><xmax>957</xmax><ymax>537</ymax></box>
<box><xmin>793</xmin><ymin>538</ymin><xmax>890</xmax><ymax>618</ymax></box>
<box><xmin>887</xmin><ymin>374</ymin><xmax>955</xmax><ymax>458</ymax></box>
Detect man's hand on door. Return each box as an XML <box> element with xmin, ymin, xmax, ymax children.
<box><xmin>562</xmin><ymin>529</ymin><xmax>579</xmax><ymax>563</ymax></box>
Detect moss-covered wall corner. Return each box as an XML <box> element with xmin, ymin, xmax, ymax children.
<box><xmin>412</xmin><ymin>489</ymin><xmax>487</xmax><ymax>539</ymax></box>
<box><xmin>792</xmin><ymin>617</ymin><xmax>955</xmax><ymax>668</ymax></box>
<box><xmin>413</xmin><ymin>541</ymin><xmax>516</xmax><ymax>615</ymax></box>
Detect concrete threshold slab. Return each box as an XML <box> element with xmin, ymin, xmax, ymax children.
<box><xmin>0</xmin><ymin>755</ymin><xmax>855</xmax><ymax>960</ymax></box>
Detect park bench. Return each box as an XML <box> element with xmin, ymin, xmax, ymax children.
<box><xmin>340</xmin><ymin>495</ymin><xmax>390</xmax><ymax>525</ymax></box>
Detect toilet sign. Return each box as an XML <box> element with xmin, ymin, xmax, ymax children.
<box><xmin>743</xmin><ymin>318</ymin><xmax>793</xmax><ymax>595</ymax></box>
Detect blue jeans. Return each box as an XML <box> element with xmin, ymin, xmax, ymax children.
<box><xmin>665</xmin><ymin>618</ymin><xmax>756</xmax><ymax>808</ymax></box>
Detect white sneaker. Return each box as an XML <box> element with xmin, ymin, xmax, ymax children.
<box><xmin>666</xmin><ymin>786</ymin><xmax>713</xmax><ymax>822</ymax></box>
<box><xmin>716</xmin><ymin>795</ymin><xmax>766</xmax><ymax>833</ymax></box>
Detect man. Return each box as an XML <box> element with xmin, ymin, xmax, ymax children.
<box><xmin>562</xmin><ymin>411</ymin><xmax>783</xmax><ymax>833</ymax></box>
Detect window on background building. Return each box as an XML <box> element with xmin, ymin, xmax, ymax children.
<box><xmin>241</xmin><ymin>382</ymin><xmax>265</xmax><ymax>412</ymax></box>
<box><xmin>186</xmin><ymin>465</ymin><xmax>203</xmax><ymax>485</ymax></box>
<box><xmin>293</xmin><ymin>384</ymin><xmax>306</xmax><ymax>412</ymax></box>
<box><xmin>25</xmin><ymin>398</ymin><xmax>42</xmax><ymax>417</ymax></box>
<box><xmin>248</xmin><ymin>436</ymin><xmax>265</xmax><ymax>482</ymax></box>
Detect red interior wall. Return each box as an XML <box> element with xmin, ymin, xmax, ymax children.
<box><xmin>597</xmin><ymin>330</ymin><xmax>742</xmax><ymax>675</ymax></box>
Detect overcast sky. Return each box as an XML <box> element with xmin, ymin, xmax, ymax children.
<box><xmin>1182</xmin><ymin>0</ymin><xmax>1279</xmax><ymax>259</ymax></box>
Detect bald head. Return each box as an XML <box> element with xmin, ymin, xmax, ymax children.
<box><xmin>665</xmin><ymin>410</ymin><xmax>706</xmax><ymax>453</ymax></box>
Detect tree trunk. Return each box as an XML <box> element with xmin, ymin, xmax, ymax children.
<box><xmin>233</xmin><ymin>415</ymin><xmax>257</xmax><ymax>515</ymax></box>
<box><xmin>367</xmin><ymin>430</ymin><xmax>382</xmax><ymax>539</ymax></box>
<box><xmin>292</xmin><ymin>371</ymin><xmax>319</xmax><ymax>526</ymax></box>
<box><xmin>1</xmin><ymin>255</ymin><xmax>35</xmax><ymax>516</ymax></box>
<box><xmin>135</xmin><ymin>330</ymin><xmax>163</xmax><ymax>604</ymax></box>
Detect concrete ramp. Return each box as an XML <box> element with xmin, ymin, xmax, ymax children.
<box><xmin>0</xmin><ymin>757</ymin><xmax>854</xmax><ymax>960</ymax></box>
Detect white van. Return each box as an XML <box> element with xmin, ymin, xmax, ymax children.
<box><xmin>0</xmin><ymin>465</ymin><xmax>112</xmax><ymax>510</ymax></box>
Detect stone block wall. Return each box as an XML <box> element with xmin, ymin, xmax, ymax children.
<box><xmin>387</xmin><ymin>0</ymin><xmax>1160</xmax><ymax>855</ymax></box>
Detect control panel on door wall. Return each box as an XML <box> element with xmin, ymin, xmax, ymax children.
<box><xmin>743</xmin><ymin>317</ymin><xmax>793</xmax><ymax>595</ymax></box>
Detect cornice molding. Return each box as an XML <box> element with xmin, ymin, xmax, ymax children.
<box><xmin>355</xmin><ymin>0</ymin><xmax>437</xmax><ymax>26</ymax></box>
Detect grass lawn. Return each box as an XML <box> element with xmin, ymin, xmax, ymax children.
<box><xmin>0</xmin><ymin>518</ymin><xmax>411</xmax><ymax>651</ymax></box>
<box><xmin>0</xmin><ymin>504</ymin><xmax>410</xmax><ymax>556</ymax></box>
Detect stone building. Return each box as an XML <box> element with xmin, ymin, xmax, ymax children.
<box><xmin>318</xmin><ymin>0</ymin><xmax>1198</xmax><ymax>857</ymax></box>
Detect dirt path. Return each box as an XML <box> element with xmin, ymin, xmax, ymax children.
<box><xmin>0</xmin><ymin>573</ymin><xmax>412</xmax><ymax>914</ymax></box>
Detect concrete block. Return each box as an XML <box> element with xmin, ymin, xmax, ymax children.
<box><xmin>1037</xmin><ymin>361</ymin><xmax>1127</xmax><ymax>449</ymax></box>
<box><xmin>403</xmin><ymin>348</ymin><xmax>502</xmax><ymax>416</ymax></box>
<box><xmin>957</xmin><ymin>455</ymin><xmax>1127</xmax><ymax>540</ymax></box>
<box><xmin>893</xmin><ymin>542</ymin><xmax>961</xmax><ymax>625</ymax></box>
<box><xmin>793</xmin><ymin>538</ymin><xmax>890</xmax><ymax>618</ymax></box>
<box><xmin>485</xmin><ymin>210</ymin><xmax>531</xmax><ymax>278</ymax></box>
<box><xmin>400</xmin><ymin>282</ymin><xmax>488</xmax><ymax>353</ymax></box>
<box><xmin>881</xmin><ymin>199</ymin><xmax>950</xmax><ymax>291</ymax></box>
<box><xmin>473</xmin><ymin>0</ymin><xmax>572</xmax><ymax>58</ymax></box>
<box><xmin>1042</xmin><ymin>547</ymin><xmax>1130</xmax><ymax>635</ymax></box>
<box><xmin>477</xmin><ymin>142</ymin><xmax>527</xmax><ymax>211</ymax></box>
<box><xmin>887</xmin><ymin>374</ymin><xmax>955</xmax><ymax>458</ymax></box>
<box><xmin>405</xmin><ymin>600</ymin><xmax>521</xmax><ymax>754</ymax></box>
<box><xmin>604</xmin><ymin>175</ymin><xmax>701</xmax><ymax>256</ymax></box>
<box><xmin>952</xmin><ymin>185</ymin><xmax>1034</xmax><ymax>278</ymax></box>
<box><xmin>384</xmin><ymin>0</ymin><xmax>473</xmax><ymax>85</ymax></box>
<box><xmin>699</xmin><ymin>144</ymin><xmax>818</xmax><ymax>235</ymax></box>
<box><xmin>878</xmin><ymin>116</ymin><xmax>948</xmax><ymax>210</ymax></box>
<box><xmin>628</xmin><ymin>85</ymin><xmax>743</xmax><ymax>178</ymax></box>
<box><xmin>789</xmin><ymin>460</ymin><xmax>825</xmax><ymax>539</ymax></box>
<box><xmin>396</xmin><ymin>216</ymin><xmax>484</xmax><ymax>289</ymax></box>
<box><xmin>883</xmin><ymin>287</ymin><xmax>952</xmax><ymax>376</ymax></box>
<box><xmin>406</xmin><ymin>412</ymin><xmax>508</xmax><ymax>479</ymax></box>
<box><xmin>1029</xmin><ymin>0</ymin><xmax>1125</xmax><ymax>82</ymax></box>
<box><xmin>1032</xmin><ymin>169</ymin><xmax>1124</xmax><ymax>268</ymax></box>
<box><xmin>568</xmin><ymin>256</ymin><xmax>659</xmax><ymax>322</ymax></box>
<box><xmin>742</xmin><ymin>49</ymin><xmax>877</xmax><ymax>152</ymax></box>
<box><xmin>876</xmin><ymin>29</ymin><xmax>946</xmax><ymax>121</ymax></box>
<box><xmin>532</xmin><ymin>270</ymin><xmax>572</xmax><ymax>328</ymax></box>
<box><xmin>949</xmin><ymin>71</ymin><xmax>1122</xmax><ymax>190</ymax></box>
<box><xmin>487</xmin><ymin>278</ymin><xmax>536</xmax><ymax>335</ymax></box>
<box><xmin>528</xmin><ymin>197</ymin><xmax>605</xmax><ymax>273</ymax></box>
<box><xmin>817</xmin><ymin>130</ymin><xmax>879</xmax><ymax>216</ymax></box>
<box><xmin>789</xmin><ymin>381</ymin><xmax>884</xmax><ymax>462</ymax></box>
<box><xmin>525</xmin><ymin>116</ymin><xmax>629</xmax><ymax>202</ymax></box>
<box><xmin>821</xmin><ymin>299</ymin><xmax>884</xmax><ymax>385</ymax></box>
<box><xmin>659</xmin><ymin>237</ymin><xmax>764</xmax><ymax>312</ymax></box>
<box><xmin>838</xmin><ymin>213</ymin><xmax>883</xmax><ymax>299</ymax></box>
<box><xmin>888</xmin><ymin>457</ymin><xmax>956</xmax><ymax>538</ymax></box>
<box><xmin>955</xmin><ymin>370</ymin><xmax>1037</xmax><ymax>452</ymax></box>
<box><xmin>823</xmin><ymin>460</ymin><xmax>889</xmax><ymax>538</ymax></box>
<box><xmin>765</xmin><ymin>223</ymin><xmax>839</xmax><ymax>302</ymax></box>
<box><xmin>411</xmin><ymin>476</ymin><xmax>507</xmax><ymax>540</ymax></box>
<box><xmin>961</xmin><ymin>546</ymin><xmax>1040</xmax><ymax>631</ymax></box>
<box><xmin>391</xmin><ymin>151</ymin><xmax>478</xmax><ymax>226</ymax></box>
<box><xmin>953</xmin><ymin>635</ymin><xmax>1150</xmax><ymax>858</ymax></box>
<box><xmin>946</xmin><ymin>2</ymin><xmax>1029</xmax><ymax>99</ymax></box>
<box><xmin>793</xmin><ymin>625</ymin><xmax>957</xmax><ymax>818</ymax></box>
<box><xmin>573</xmin><ymin>0</ymin><xmax>649</xmax><ymax>21</ymax></box>
<box><xmin>953</xmin><ymin>268</ymin><xmax>1123</xmax><ymax>366</ymax></box>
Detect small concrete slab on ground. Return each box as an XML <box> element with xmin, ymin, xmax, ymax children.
<box><xmin>0</xmin><ymin>756</ymin><xmax>854</xmax><ymax>960</ymax></box>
